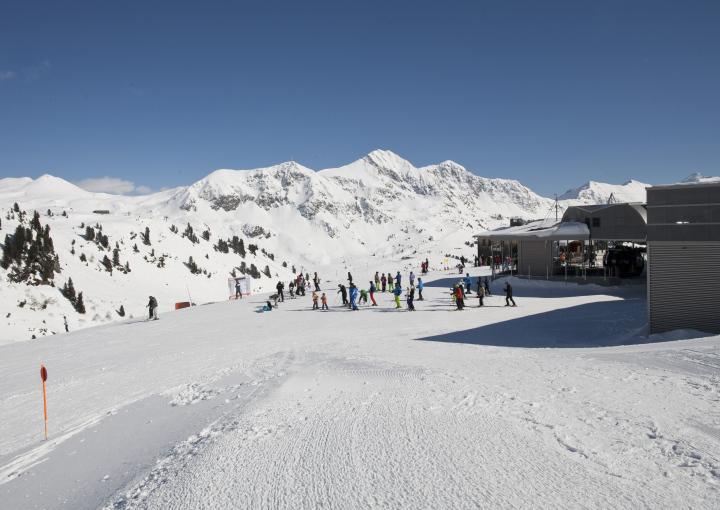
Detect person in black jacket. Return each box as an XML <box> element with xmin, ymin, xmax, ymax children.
<box><xmin>503</xmin><ymin>282</ymin><xmax>516</xmax><ymax>307</ymax></box>
<box><xmin>338</xmin><ymin>284</ymin><xmax>348</xmax><ymax>305</ymax></box>
<box><xmin>347</xmin><ymin>272</ymin><xmax>353</xmax><ymax>285</ymax></box>
<box><xmin>276</xmin><ymin>281</ymin><xmax>285</xmax><ymax>302</ymax></box>
<box><xmin>313</xmin><ymin>272</ymin><xmax>320</xmax><ymax>291</ymax></box>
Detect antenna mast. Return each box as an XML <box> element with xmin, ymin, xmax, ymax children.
<box><xmin>554</xmin><ymin>194</ymin><xmax>558</xmax><ymax>221</ymax></box>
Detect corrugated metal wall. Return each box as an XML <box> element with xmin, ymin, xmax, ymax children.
<box><xmin>519</xmin><ymin>241</ymin><xmax>552</xmax><ymax>277</ymax></box>
<box><xmin>648</xmin><ymin>243</ymin><xmax>720</xmax><ymax>334</ymax></box>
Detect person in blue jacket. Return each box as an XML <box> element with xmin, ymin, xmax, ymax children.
<box><xmin>393</xmin><ymin>284</ymin><xmax>403</xmax><ymax>309</ymax></box>
<box><xmin>349</xmin><ymin>283</ymin><xmax>360</xmax><ymax>310</ymax></box>
<box><xmin>417</xmin><ymin>278</ymin><xmax>424</xmax><ymax>300</ymax></box>
<box><xmin>464</xmin><ymin>273</ymin><xmax>473</xmax><ymax>295</ymax></box>
<box><xmin>395</xmin><ymin>271</ymin><xmax>402</xmax><ymax>286</ymax></box>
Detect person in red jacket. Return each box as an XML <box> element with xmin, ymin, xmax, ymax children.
<box><xmin>453</xmin><ymin>284</ymin><xmax>465</xmax><ymax>310</ymax></box>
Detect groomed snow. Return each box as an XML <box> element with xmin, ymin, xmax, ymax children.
<box><xmin>1</xmin><ymin>266</ymin><xmax>719</xmax><ymax>509</ymax></box>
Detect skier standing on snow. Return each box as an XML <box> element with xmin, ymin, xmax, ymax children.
<box><xmin>395</xmin><ymin>271</ymin><xmax>402</xmax><ymax>287</ymax></box>
<box><xmin>312</xmin><ymin>292</ymin><xmax>319</xmax><ymax>310</ymax></box>
<box><xmin>393</xmin><ymin>284</ymin><xmax>403</xmax><ymax>309</ymax></box>
<box><xmin>388</xmin><ymin>273</ymin><xmax>394</xmax><ymax>292</ymax></box>
<box><xmin>235</xmin><ymin>280</ymin><xmax>243</xmax><ymax>299</ymax></box>
<box><xmin>369</xmin><ymin>281</ymin><xmax>378</xmax><ymax>306</ymax></box>
<box><xmin>338</xmin><ymin>284</ymin><xmax>348</xmax><ymax>305</ymax></box>
<box><xmin>425</xmin><ymin>258</ymin><xmax>429</xmax><ymax>273</ymax></box>
<box><xmin>417</xmin><ymin>278</ymin><xmax>424</xmax><ymax>300</ymax></box>
<box><xmin>453</xmin><ymin>285</ymin><xmax>464</xmax><ymax>310</ymax></box>
<box><xmin>477</xmin><ymin>284</ymin><xmax>485</xmax><ymax>307</ymax></box>
<box><xmin>381</xmin><ymin>273</ymin><xmax>387</xmax><ymax>292</ymax></box>
<box><xmin>503</xmin><ymin>282</ymin><xmax>516</xmax><ymax>307</ymax></box>
<box><xmin>321</xmin><ymin>293</ymin><xmax>328</xmax><ymax>310</ymax></box>
<box><xmin>374</xmin><ymin>271</ymin><xmax>380</xmax><ymax>290</ymax></box>
<box><xmin>407</xmin><ymin>287</ymin><xmax>416</xmax><ymax>311</ymax></box>
<box><xmin>484</xmin><ymin>277</ymin><xmax>492</xmax><ymax>296</ymax></box>
<box><xmin>289</xmin><ymin>280</ymin><xmax>295</xmax><ymax>298</ymax></box>
<box><xmin>409</xmin><ymin>271</ymin><xmax>415</xmax><ymax>288</ymax></box>
<box><xmin>464</xmin><ymin>273</ymin><xmax>473</xmax><ymax>295</ymax></box>
<box><xmin>347</xmin><ymin>272</ymin><xmax>353</xmax><ymax>285</ymax></box>
<box><xmin>314</xmin><ymin>272</ymin><xmax>320</xmax><ymax>291</ymax></box>
<box><xmin>147</xmin><ymin>296</ymin><xmax>158</xmax><ymax>320</ymax></box>
<box><xmin>276</xmin><ymin>281</ymin><xmax>285</xmax><ymax>302</ymax></box>
<box><xmin>349</xmin><ymin>283</ymin><xmax>359</xmax><ymax>310</ymax></box>
<box><xmin>64</xmin><ymin>316</ymin><xmax>69</xmax><ymax>332</ymax></box>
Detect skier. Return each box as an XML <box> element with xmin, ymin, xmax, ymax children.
<box><xmin>453</xmin><ymin>285</ymin><xmax>464</xmax><ymax>310</ymax></box>
<box><xmin>276</xmin><ymin>281</ymin><xmax>285</xmax><ymax>302</ymax></box>
<box><xmin>417</xmin><ymin>278</ymin><xmax>424</xmax><ymax>300</ymax></box>
<box><xmin>407</xmin><ymin>287</ymin><xmax>416</xmax><ymax>311</ymax></box>
<box><xmin>63</xmin><ymin>316</ymin><xmax>69</xmax><ymax>332</ymax></box>
<box><xmin>289</xmin><ymin>280</ymin><xmax>295</xmax><ymax>298</ymax></box>
<box><xmin>359</xmin><ymin>288</ymin><xmax>368</xmax><ymax>305</ymax></box>
<box><xmin>321</xmin><ymin>293</ymin><xmax>328</xmax><ymax>310</ymax></box>
<box><xmin>395</xmin><ymin>271</ymin><xmax>402</xmax><ymax>287</ymax></box>
<box><xmin>312</xmin><ymin>292</ymin><xmax>319</xmax><ymax>310</ymax></box>
<box><xmin>425</xmin><ymin>258</ymin><xmax>429</xmax><ymax>273</ymax></box>
<box><xmin>464</xmin><ymin>273</ymin><xmax>473</xmax><ymax>295</ymax></box>
<box><xmin>388</xmin><ymin>273</ymin><xmax>394</xmax><ymax>292</ymax></box>
<box><xmin>484</xmin><ymin>277</ymin><xmax>492</xmax><ymax>296</ymax></box>
<box><xmin>313</xmin><ymin>272</ymin><xmax>320</xmax><ymax>291</ymax></box>
<box><xmin>338</xmin><ymin>284</ymin><xmax>348</xmax><ymax>305</ymax></box>
<box><xmin>503</xmin><ymin>282</ymin><xmax>516</xmax><ymax>307</ymax></box>
<box><xmin>369</xmin><ymin>281</ymin><xmax>378</xmax><ymax>306</ymax></box>
<box><xmin>409</xmin><ymin>271</ymin><xmax>415</xmax><ymax>288</ymax></box>
<box><xmin>393</xmin><ymin>284</ymin><xmax>403</xmax><ymax>309</ymax></box>
<box><xmin>477</xmin><ymin>284</ymin><xmax>485</xmax><ymax>307</ymax></box>
<box><xmin>347</xmin><ymin>272</ymin><xmax>353</xmax><ymax>285</ymax></box>
<box><xmin>349</xmin><ymin>283</ymin><xmax>359</xmax><ymax>310</ymax></box>
<box><xmin>381</xmin><ymin>273</ymin><xmax>387</xmax><ymax>292</ymax></box>
<box><xmin>146</xmin><ymin>296</ymin><xmax>159</xmax><ymax>320</ymax></box>
<box><xmin>374</xmin><ymin>271</ymin><xmax>380</xmax><ymax>290</ymax></box>
<box><xmin>297</xmin><ymin>275</ymin><xmax>306</xmax><ymax>296</ymax></box>
<box><xmin>270</xmin><ymin>293</ymin><xmax>280</xmax><ymax>307</ymax></box>
<box><xmin>263</xmin><ymin>300</ymin><xmax>273</xmax><ymax>311</ymax></box>
<box><xmin>235</xmin><ymin>280</ymin><xmax>243</xmax><ymax>299</ymax></box>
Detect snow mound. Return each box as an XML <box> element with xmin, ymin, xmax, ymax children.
<box><xmin>559</xmin><ymin>180</ymin><xmax>649</xmax><ymax>205</ymax></box>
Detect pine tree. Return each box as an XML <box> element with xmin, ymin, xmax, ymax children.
<box><xmin>63</xmin><ymin>278</ymin><xmax>77</xmax><ymax>302</ymax></box>
<box><xmin>231</xmin><ymin>268</ymin><xmax>237</xmax><ymax>277</ymax></box>
<box><xmin>1</xmin><ymin>234</ymin><xmax>11</xmax><ymax>269</ymax></box>
<box><xmin>102</xmin><ymin>254</ymin><xmax>112</xmax><ymax>273</ymax></box>
<box><xmin>124</xmin><ymin>261</ymin><xmax>130</xmax><ymax>272</ymax></box>
<box><xmin>202</xmin><ymin>229</ymin><xmax>210</xmax><ymax>241</ymax></box>
<box><xmin>80</xmin><ymin>252</ymin><xmax>87</xmax><ymax>262</ymax></box>
<box><xmin>239</xmin><ymin>261</ymin><xmax>247</xmax><ymax>275</ymax></box>
<box><xmin>133</xmin><ymin>243</ymin><xmax>139</xmax><ymax>253</ymax></box>
<box><xmin>118</xmin><ymin>305</ymin><xmax>125</xmax><ymax>317</ymax></box>
<box><xmin>75</xmin><ymin>292</ymin><xmax>86</xmax><ymax>314</ymax></box>
<box><xmin>113</xmin><ymin>248</ymin><xmax>120</xmax><ymax>266</ymax></box>
<box><xmin>249</xmin><ymin>244</ymin><xmax>258</xmax><ymax>256</ymax></box>
<box><xmin>263</xmin><ymin>265</ymin><xmax>271</xmax><ymax>277</ymax></box>
<box><xmin>143</xmin><ymin>227</ymin><xmax>151</xmax><ymax>246</ymax></box>
<box><xmin>85</xmin><ymin>226</ymin><xmax>95</xmax><ymax>241</ymax></box>
<box><xmin>249</xmin><ymin>264</ymin><xmax>261</xmax><ymax>278</ymax></box>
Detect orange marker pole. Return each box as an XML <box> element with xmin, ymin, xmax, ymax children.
<box><xmin>40</xmin><ymin>365</ymin><xmax>48</xmax><ymax>440</ymax></box>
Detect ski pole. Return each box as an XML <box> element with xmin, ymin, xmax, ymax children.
<box><xmin>40</xmin><ymin>365</ymin><xmax>48</xmax><ymax>440</ymax></box>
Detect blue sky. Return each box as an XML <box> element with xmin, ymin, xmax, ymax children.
<box><xmin>1</xmin><ymin>0</ymin><xmax>718</xmax><ymax>197</ymax></box>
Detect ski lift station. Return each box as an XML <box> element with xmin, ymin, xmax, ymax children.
<box><xmin>475</xmin><ymin>203</ymin><xmax>648</xmax><ymax>283</ymax></box>
<box><xmin>475</xmin><ymin>180</ymin><xmax>720</xmax><ymax>335</ymax></box>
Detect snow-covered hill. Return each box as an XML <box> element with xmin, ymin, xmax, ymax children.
<box><xmin>679</xmin><ymin>172</ymin><xmax>720</xmax><ymax>185</ymax></box>
<box><xmin>558</xmin><ymin>179</ymin><xmax>650</xmax><ymax>205</ymax></box>
<box><xmin>0</xmin><ymin>150</ymin><xmax>662</xmax><ymax>340</ymax></box>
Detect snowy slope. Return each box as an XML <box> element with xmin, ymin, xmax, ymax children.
<box><xmin>1</xmin><ymin>266</ymin><xmax>719</xmax><ymax>509</ymax></box>
<box><xmin>679</xmin><ymin>172</ymin><xmax>720</xmax><ymax>185</ymax></box>
<box><xmin>0</xmin><ymin>151</ymin><xmax>666</xmax><ymax>340</ymax></box>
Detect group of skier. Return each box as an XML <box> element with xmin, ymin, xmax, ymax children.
<box><xmin>256</xmin><ymin>256</ymin><xmax>517</xmax><ymax>313</ymax></box>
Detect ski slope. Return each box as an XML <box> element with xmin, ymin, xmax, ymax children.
<box><xmin>1</xmin><ymin>266</ymin><xmax>719</xmax><ymax>509</ymax></box>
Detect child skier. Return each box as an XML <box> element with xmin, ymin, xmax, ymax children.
<box><xmin>381</xmin><ymin>274</ymin><xmax>387</xmax><ymax>292</ymax></box>
<box><xmin>321</xmin><ymin>293</ymin><xmax>328</xmax><ymax>310</ymax></box>
<box><xmin>312</xmin><ymin>292</ymin><xmax>319</xmax><ymax>310</ymax></box>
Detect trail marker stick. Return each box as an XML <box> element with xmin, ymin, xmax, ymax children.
<box><xmin>186</xmin><ymin>284</ymin><xmax>193</xmax><ymax>306</ymax></box>
<box><xmin>40</xmin><ymin>365</ymin><xmax>48</xmax><ymax>440</ymax></box>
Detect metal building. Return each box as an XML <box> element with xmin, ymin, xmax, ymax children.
<box><xmin>647</xmin><ymin>181</ymin><xmax>720</xmax><ymax>334</ymax></box>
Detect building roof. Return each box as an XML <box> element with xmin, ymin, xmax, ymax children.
<box><xmin>649</xmin><ymin>180</ymin><xmax>720</xmax><ymax>191</ymax></box>
<box><xmin>475</xmin><ymin>220</ymin><xmax>590</xmax><ymax>242</ymax></box>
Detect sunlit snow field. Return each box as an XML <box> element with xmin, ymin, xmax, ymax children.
<box><xmin>1</xmin><ymin>266</ymin><xmax>719</xmax><ymax>509</ymax></box>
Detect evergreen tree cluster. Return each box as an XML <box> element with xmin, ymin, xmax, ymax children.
<box><xmin>61</xmin><ymin>277</ymin><xmax>86</xmax><ymax>314</ymax></box>
<box><xmin>183</xmin><ymin>223</ymin><xmax>199</xmax><ymax>244</ymax></box>
<box><xmin>1</xmin><ymin>209</ymin><xmax>59</xmax><ymax>284</ymax></box>
<box><xmin>187</xmin><ymin>256</ymin><xmax>203</xmax><ymax>274</ymax></box>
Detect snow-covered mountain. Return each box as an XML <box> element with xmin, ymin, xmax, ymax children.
<box><xmin>0</xmin><ymin>150</ymin><xmax>659</xmax><ymax>340</ymax></box>
<box><xmin>558</xmin><ymin>179</ymin><xmax>650</xmax><ymax>205</ymax></box>
<box><xmin>679</xmin><ymin>172</ymin><xmax>720</xmax><ymax>185</ymax></box>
